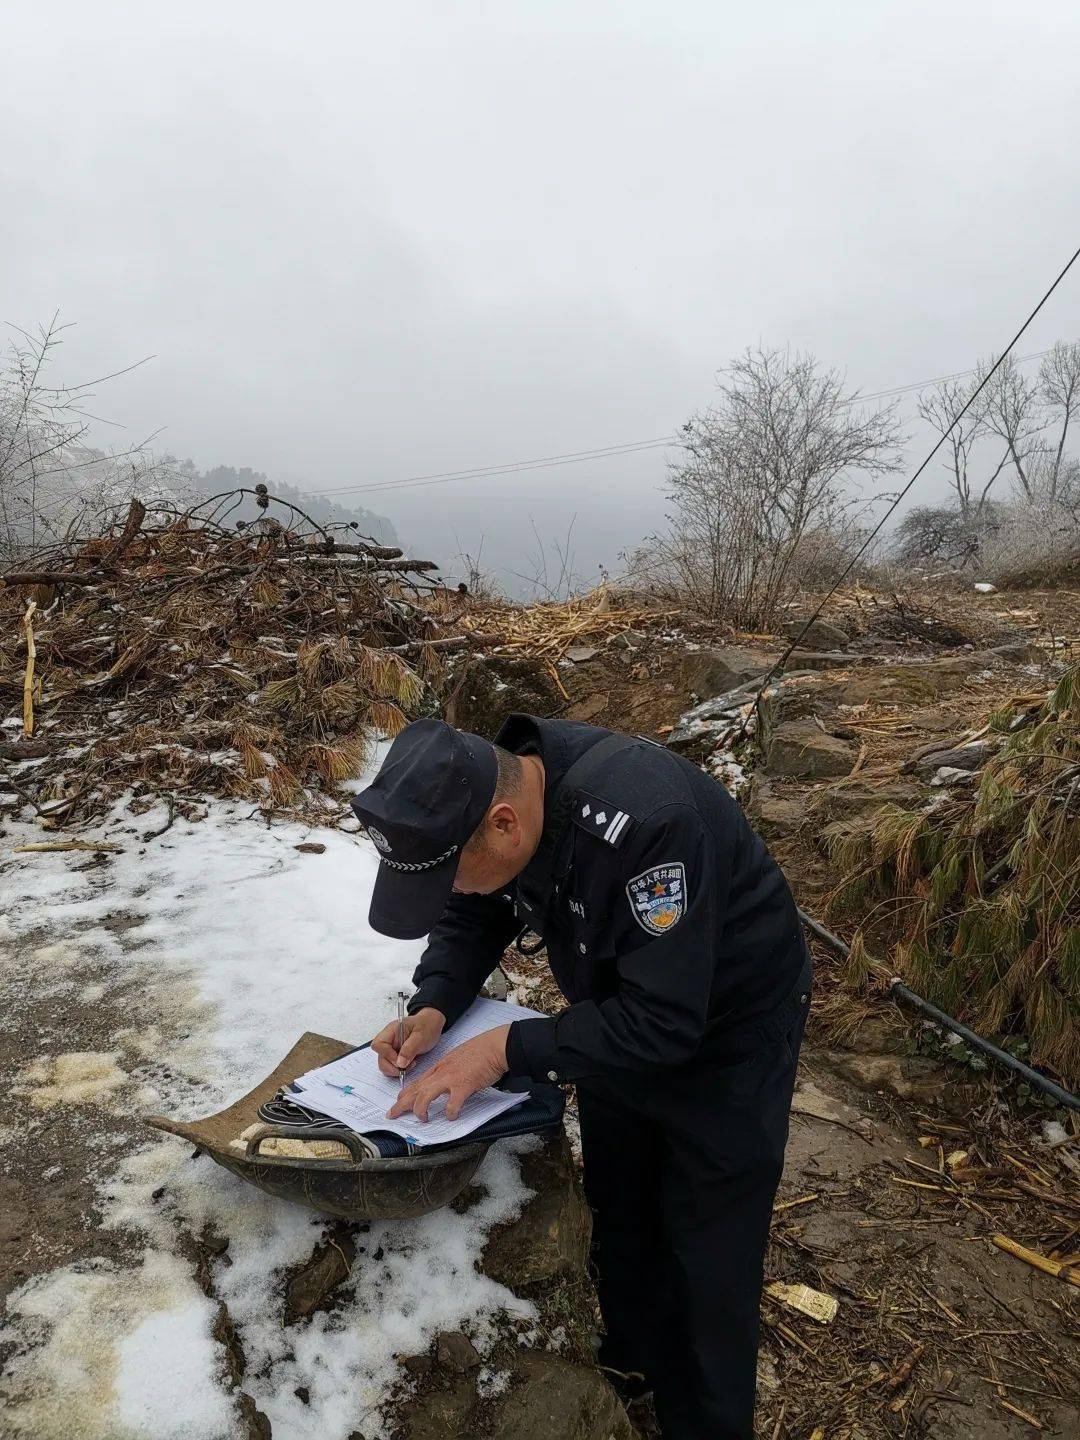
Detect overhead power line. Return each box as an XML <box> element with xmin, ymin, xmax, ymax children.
<box><xmin>737</xmin><ymin>242</ymin><xmax>1080</xmax><ymax>739</ymax></box>
<box><xmin>304</xmin><ymin>351</ymin><xmax>1051</xmax><ymax>502</ymax></box>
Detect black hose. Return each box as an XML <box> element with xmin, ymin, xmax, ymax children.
<box><xmin>798</xmin><ymin>909</ymin><xmax>1080</xmax><ymax>1112</ymax></box>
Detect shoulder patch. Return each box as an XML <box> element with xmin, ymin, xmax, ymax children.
<box><xmin>626</xmin><ymin>863</ymin><xmax>686</xmax><ymax>935</ymax></box>
<box><xmin>571</xmin><ymin>791</ymin><xmax>635</xmax><ymax>848</ymax></box>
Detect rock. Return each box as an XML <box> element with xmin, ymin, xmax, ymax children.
<box><xmin>666</xmin><ymin>686</ymin><xmax>757</xmax><ymax>759</ymax></box>
<box><xmin>746</xmin><ymin>781</ymin><xmax>804</xmax><ymax>838</ymax></box>
<box><xmin>990</xmin><ymin>641</ymin><xmax>1045</xmax><ymax>664</ymax></box>
<box><xmin>443</xmin><ymin>654</ymin><xmax>562</xmax><ymax>735</ymax></box>
<box><xmin>785</xmin><ymin>649</ymin><xmax>871</xmax><ymax>671</ymax></box>
<box><xmin>678</xmin><ymin>646</ymin><xmax>774</xmax><ymax>699</ymax></box>
<box><xmin>395</xmin><ymin>1376</ymin><xmax>478</xmax><ymax>1439</ymax></box>
<box><xmin>211</xmin><ymin>1299</ymin><xmax>246</xmax><ymax>1383</ymax></box>
<box><xmin>237</xmin><ymin>1392</ymin><xmax>273</xmax><ymax>1440</ymax></box>
<box><xmin>564</xmin><ymin>693</ymin><xmax>609</xmax><ymax>724</ymax></box>
<box><xmin>782</xmin><ymin>618</ymin><xmax>850</xmax><ymax>650</ymax></box>
<box><xmin>565</xmin><ymin>646</ymin><xmax>599</xmax><ymax>663</ymax></box>
<box><xmin>811</xmin><ymin>780</ymin><xmax>920</xmax><ymax>821</ymax></box>
<box><xmin>395</xmin><ymin>1353</ymin><xmax>638</xmax><ymax>1440</ymax></box>
<box><xmin>791</xmin><ymin>1080</ymin><xmax>876</xmax><ymax>1140</ymax></box>
<box><xmin>913</xmin><ymin>741</ymin><xmax>995</xmax><ymax>780</ymax></box>
<box><xmin>765</xmin><ymin>722</ymin><xmax>856</xmax><ymax>779</ymax></box>
<box><xmin>448</xmin><ymin>1181</ymin><xmax>488</xmax><ymax>1214</ymax></box>
<box><xmin>284</xmin><ymin>1227</ymin><xmax>355</xmax><ymax>1322</ymax></box>
<box><xmin>483</xmin><ymin>968</ymin><xmax>510</xmax><ymax>1000</ymax></box>
<box><xmin>836</xmin><ymin>659</ymin><xmax>979</xmax><ymax>707</ymax></box>
<box><xmin>819</xmin><ymin>1052</ymin><xmax>976</xmax><ymax>1115</ymax></box>
<box><xmin>930</xmin><ymin>766</ymin><xmax>979</xmax><ymax>787</ymax></box>
<box><xmin>435</xmin><ymin>1330</ymin><xmax>481</xmax><ymax>1373</ymax></box>
<box><xmin>608</xmin><ymin>629</ymin><xmax>646</xmax><ymax>650</ymax></box>
<box><xmin>294</xmin><ymin>841</ymin><xmax>326</xmax><ymax>854</ymax></box>
<box><xmin>488</xmin><ymin>1352</ymin><xmax>638</xmax><ymax>1440</ymax></box>
<box><xmin>480</xmin><ymin>1131</ymin><xmax>591</xmax><ymax>1289</ymax></box>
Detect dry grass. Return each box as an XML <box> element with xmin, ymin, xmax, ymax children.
<box><xmin>827</xmin><ymin>668</ymin><xmax>1080</xmax><ymax>1086</ymax></box>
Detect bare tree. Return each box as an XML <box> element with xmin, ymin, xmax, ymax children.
<box><xmin>916</xmin><ymin>374</ymin><xmax>1010</xmax><ymax>519</ymax></box>
<box><xmin>1037</xmin><ymin>340</ymin><xmax>1080</xmax><ymax>499</ymax></box>
<box><xmin>0</xmin><ymin>315</ymin><xmax>171</xmax><ymax>565</ymax></box>
<box><xmin>915</xmin><ymin>340</ymin><xmax>1080</xmax><ymax>533</ymax></box>
<box><xmin>638</xmin><ymin>347</ymin><xmax>904</xmax><ymax>626</ymax></box>
<box><xmin>979</xmin><ymin>354</ymin><xmax>1045</xmax><ymax>500</ymax></box>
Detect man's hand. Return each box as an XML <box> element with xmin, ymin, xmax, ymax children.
<box><xmin>371</xmin><ymin>1006</ymin><xmax>445</xmax><ymax>1078</ymax></box>
<box><xmin>388</xmin><ymin>1025</ymin><xmax>510</xmax><ymax>1122</ymax></box>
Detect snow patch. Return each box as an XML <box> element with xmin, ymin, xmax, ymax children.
<box><xmin>16</xmin><ymin>1051</ymin><xmax>128</xmax><ymax>1109</ymax></box>
<box><xmin>115</xmin><ymin>1302</ymin><xmax>236</xmax><ymax>1439</ymax></box>
<box><xmin>2</xmin><ymin>1251</ymin><xmax>232</xmax><ymax>1440</ymax></box>
<box><xmin>1042</xmin><ymin>1119</ymin><xmax>1070</xmax><ymax>1147</ymax></box>
<box><xmin>2</xmin><ymin>762</ymin><xmax>544</xmax><ymax>1438</ymax></box>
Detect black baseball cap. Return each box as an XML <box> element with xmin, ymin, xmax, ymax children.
<box><xmin>350</xmin><ymin>718</ymin><xmax>498</xmax><ymax>939</ymax></box>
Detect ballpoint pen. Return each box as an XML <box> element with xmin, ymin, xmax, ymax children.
<box><xmin>396</xmin><ymin>990</ymin><xmax>406</xmax><ymax>1088</ymax></box>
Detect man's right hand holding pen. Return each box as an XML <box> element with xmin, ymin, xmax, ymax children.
<box><xmin>371</xmin><ymin>1005</ymin><xmax>445</xmax><ymax>1079</ymax></box>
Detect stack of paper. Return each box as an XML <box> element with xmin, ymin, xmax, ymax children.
<box><xmin>288</xmin><ymin>997</ymin><xmax>548</xmax><ymax>1147</ymax></box>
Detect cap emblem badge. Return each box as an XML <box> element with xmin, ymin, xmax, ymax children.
<box><xmin>367</xmin><ymin>826</ymin><xmax>392</xmax><ymax>854</ymax></box>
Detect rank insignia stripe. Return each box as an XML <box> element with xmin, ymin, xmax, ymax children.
<box><xmin>626</xmin><ymin>862</ymin><xmax>687</xmax><ymax>935</ymax></box>
<box><xmin>572</xmin><ymin>793</ymin><xmax>635</xmax><ymax>848</ymax></box>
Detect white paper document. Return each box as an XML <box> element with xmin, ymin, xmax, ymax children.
<box><xmin>289</xmin><ymin>998</ymin><xmax>548</xmax><ymax>1147</ymax></box>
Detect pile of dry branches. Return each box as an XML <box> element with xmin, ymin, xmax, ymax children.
<box><xmin>1</xmin><ymin>494</ymin><xmax>448</xmax><ymax>826</ymax></box>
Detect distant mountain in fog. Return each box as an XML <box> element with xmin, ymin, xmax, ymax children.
<box><xmin>192</xmin><ymin>464</ymin><xmax>399</xmax><ymax>546</ymax></box>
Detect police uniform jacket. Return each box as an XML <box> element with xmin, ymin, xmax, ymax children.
<box><xmin>408</xmin><ymin>715</ymin><xmax>809</xmax><ymax>1084</ymax></box>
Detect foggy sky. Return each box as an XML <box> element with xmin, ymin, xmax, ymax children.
<box><xmin>3</xmin><ymin>2</ymin><xmax>1079</xmax><ymax>589</ymax></box>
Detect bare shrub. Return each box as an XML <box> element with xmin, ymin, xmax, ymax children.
<box><xmin>631</xmin><ymin>347</ymin><xmax>904</xmax><ymax>627</ymax></box>
<box><xmin>784</xmin><ymin>521</ymin><xmax>876</xmax><ymax>591</ymax></box>
<box><xmin>894</xmin><ymin>463</ymin><xmax>1079</xmax><ymax>587</ymax></box>
<box><xmin>894</xmin><ymin>503</ymin><xmax>1006</xmax><ymax>570</ymax></box>
<box><xmin>978</xmin><ymin>459</ymin><xmax>1080</xmax><ymax>585</ymax></box>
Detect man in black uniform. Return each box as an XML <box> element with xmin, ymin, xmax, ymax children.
<box><xmin>352</xmin><ymin>713</ymin><xmax>811</xmax><ymax>1440</ymax></box>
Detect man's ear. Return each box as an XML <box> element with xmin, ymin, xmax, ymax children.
<box><xmin>488</xmin><ymin>801</ymin><xmax>520</xmax><ymax>838</ymax></box>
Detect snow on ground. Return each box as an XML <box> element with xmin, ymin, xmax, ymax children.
<box><xmin>1</xmin><ymin>773</ymin><xmax>538</xmax><ymax>1439</ymax></box>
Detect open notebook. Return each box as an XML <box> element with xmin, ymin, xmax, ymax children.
<box><xmin>286</xmin><ymin>997</ymin><xmax>549</xmax><ymax>1147</ymax></box>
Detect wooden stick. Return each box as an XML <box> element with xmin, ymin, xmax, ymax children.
<box><xmin>22</xmin><ymin>600</ymin><xmax>37</xmax><ymax>738</ymax></box>
<box><xmin>546</xmin><ymin>661</ymin><xmax>570</xmax><ymax>701</ymax></box>
<box><xmin>773</xmin><ymin>1193</ymin><xmax>819</xmax><ymax>1213</ymax></box>
<box><xmin>13</xmin><ymin>840</ymin><xmax>124</xmax><ymax>854</ymax></box>
<box><xmin>999</xmin><ymin>1399</ymin><xmax>1044</xmax><ymax>1429</ymax></box>
<box><xmin>991</xmin><ymin>1234</ymin><xmax>1080</xmax><ymax>1287</ymax></box>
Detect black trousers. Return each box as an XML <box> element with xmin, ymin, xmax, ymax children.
<box><xmin>577</xmin><ymin>995</ymin><xmax>808</xmax><ymax>1439</ymax></box>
